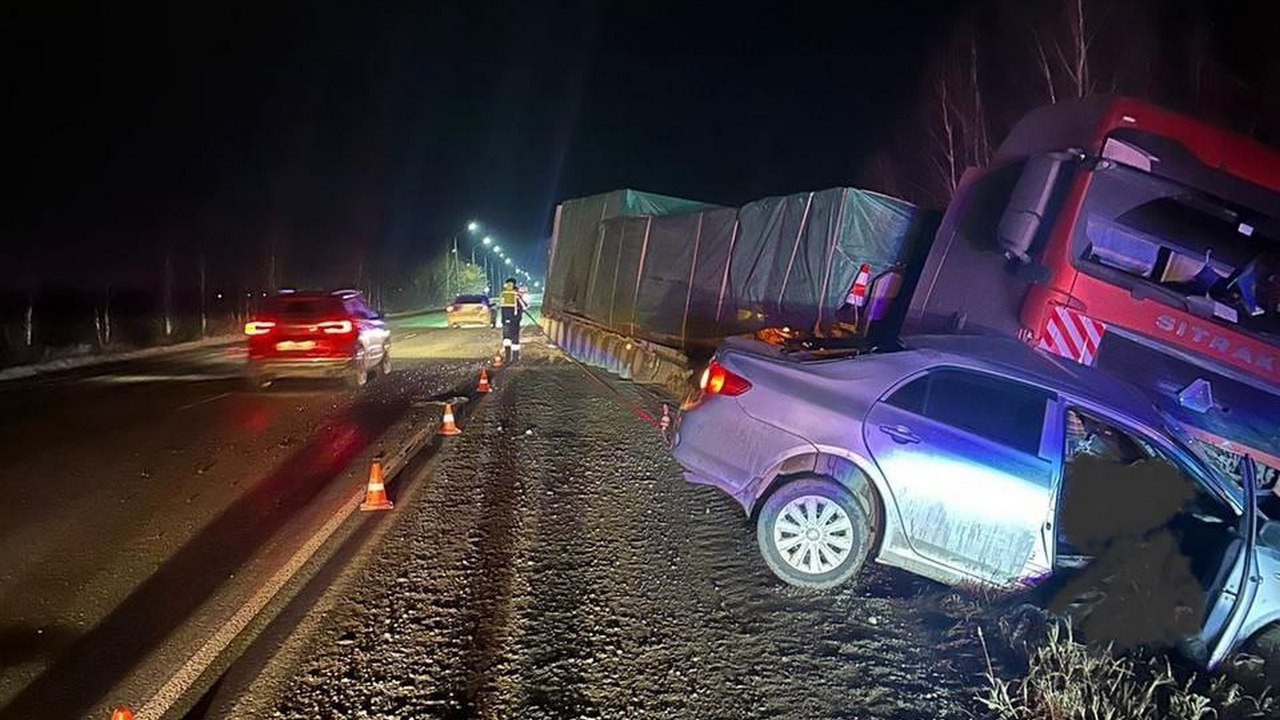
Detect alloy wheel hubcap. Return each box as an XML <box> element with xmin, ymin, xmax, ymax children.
<box><xmin>774</xmin><ymin>495</ymin><xmax>854</xmax><ymax>575</ymax></box>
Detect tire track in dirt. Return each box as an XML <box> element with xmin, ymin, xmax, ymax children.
<box><xmin>494</xmin><ymin>369</ymin><xmax>607</xmax><ymax>719</ymax></box>
<box><xmin>448</xmin><ymin>371</ymin><xmax>534</xmax><ymax>718</ymax></box>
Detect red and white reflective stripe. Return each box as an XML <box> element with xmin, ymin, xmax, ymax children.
<box><xmin>845</xmin><ymin>263</ymin><xmax>871</xmax><ymax>308</ymax></box>
<box><xmin>1036</xmin><ymin>305</ymin><xmax>1106</xmax><ymax>365</ymax></box>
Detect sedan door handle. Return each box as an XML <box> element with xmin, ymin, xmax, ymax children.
<box><xmin>879</xmin><ymin>424</ymin><xmax>920</xmax><ymax>444</ymax></box>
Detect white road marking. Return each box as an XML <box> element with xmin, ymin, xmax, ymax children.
<box><xmin>84</xmin><ymin>373</ymin><xmax>237</xmax><ymax>384</ymax></box>
<box><xmin>135</xmin><ymin>397</ymin><xmax>454</xmax><ymax>719</ymax></box>
<box><xmin>174</xmin><ymin>391</ymin><xmax>232</xmax><ymax>412</ymax></box>
<box><xmin>137</xmin><ymin>486</ymin><xmax>364</xmax><ymax>720</ymax></box>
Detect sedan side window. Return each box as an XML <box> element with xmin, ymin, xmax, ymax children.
<box><xmin>886</xmin><ymin>368</ymin><xmax>1051</xmax><ymax>456</ymax></box>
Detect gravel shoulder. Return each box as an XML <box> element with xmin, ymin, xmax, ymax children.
<box><xmin>240</xmin><ymin>346</ymin><xmax>989</xmax><ymax>719</ymax></box>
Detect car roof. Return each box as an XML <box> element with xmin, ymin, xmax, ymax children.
<box><xmin>902</xmin><ymin>334</ymin><xmax>1161</xmax><ymax>423</ymax></box>
<box><xmin>270</xmin><ymin>290</ymin><xmax>363</xmax><ymax>300</ymax></box>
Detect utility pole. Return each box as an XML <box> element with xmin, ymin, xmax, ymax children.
<box><xmin>454</xmin><ymin>235</ymin><xmax>461</xmax><ymax>289</ymax></box>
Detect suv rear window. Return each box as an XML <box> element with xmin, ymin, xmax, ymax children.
<box><xmin>454</xmin><ymin>295</ymin><xmax>489</xmax><ymax>305</ymax></box>
<box><xmin>264</xmin><ymin>296</ymin><xmax>346</xmax><ymax>321</ymax></box>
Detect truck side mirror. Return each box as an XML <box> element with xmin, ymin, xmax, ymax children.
<box><xmin>996</xmin><ymin>151</ymin><xmax>1075</xmax><ymax>263</ymax></box>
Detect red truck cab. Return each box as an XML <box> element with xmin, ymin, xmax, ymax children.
<box><xmin>906</xmin><ymin>96</ymin><xmax>1280</xmax><ymax>483</ymax></box>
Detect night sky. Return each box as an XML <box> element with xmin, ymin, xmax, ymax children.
<box><xmin>2</xmin><ymin>1</ymin><xmax>1276</xmax><ymax>294</ymax></box>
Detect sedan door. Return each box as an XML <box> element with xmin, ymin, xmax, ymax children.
<box><xmin>1206</xmin><ymin>457</ymin><xmax>1259</xmax><ymax>668</ymax></box>
<box><xmin>863</xmin><ymin>367</ymin><xmax>1058</xmax><ymax>585</ymax></box>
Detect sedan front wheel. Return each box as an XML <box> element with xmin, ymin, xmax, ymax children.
<box><xmin>756</xmin><ymin>476</ymin><xmax>871</xmax><ymax>589</ymax></box>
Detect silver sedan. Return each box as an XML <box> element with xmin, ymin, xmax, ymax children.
<box><xmin>672</xmin><ymin>333</ymin><xmax>1276</xmax><ymax>670</ymax></box>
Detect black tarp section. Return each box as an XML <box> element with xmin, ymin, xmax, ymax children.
<box><xmin>544</xmin><ymin>186</ymin><xmax>929</xmax><ymax>351</ymax></box>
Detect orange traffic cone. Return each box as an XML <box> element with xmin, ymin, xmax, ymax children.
<box><xmin>476</xmin><ymin>369</ymin><xmax>492</xmax><ymax>393</ymax></box>
<box><xmin>111</xmin><ymin>708</ymin><xmax>134</xmax><ymax>720</ymax></box>
<box><xmin>359</xmin><ymin>461</ymin><xmax>393</xmax><ymax>511</ymax></box>
<box><xmin>492</xmin><ymin>353</ymin><xmax>504</xmax><ymax>368</ymax></box>
<box><xmin>439</xmin><ymin>403</ymin><xmax>462</xmax><ymax>436</ymax></box>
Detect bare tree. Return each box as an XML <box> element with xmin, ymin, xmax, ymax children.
<box><xmin>94</xmin><ymin>286</ymin><xmax>113</xmax><ymax>347</ymax></box>
<box><xmin>163</xmin><ymin>252</ymin><xmax>175</xmax><ymax>338</ymax></box>
<box><xmin>925</xmin><ymin>24</ymin><xmax>992</xmax><ymax>203</ymax></box>
<box><xmin>1054</xmin><ymin>0</ymin><xmax>1092</xmax><ymax>97</ymax></box>
<box><xmin>199</xmin><ymin>251</ymin><xmax>207</xmax><ymax>339</ymax></box>
<box><xmin>932</xmin><ymin>73</ymin><xmax>960</xmax><ymax>197</ymax></box>
<box><xmin>1033</xmin><ymin>29</ymin><xmax>1057</xmax><ymax>104</ymax></box>
<box><xmin>968</xmin><ymin>36</ymin><xmax>990</xmax><ymax>163</ymax></box>
<box><xmin>23</xmin><ymin>291</ymin><xmax>33</xmax><ymax>348</ymax></box>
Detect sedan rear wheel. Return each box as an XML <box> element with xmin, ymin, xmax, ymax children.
<box><xmin>756</xmin><ymin>477</ymin><xmax>870</xmax><ymax>589</ymax></box>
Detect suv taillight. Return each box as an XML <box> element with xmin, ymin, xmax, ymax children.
<box><xmin>245</xmin><ymin>320</ymin><xmax>276</xmax><ymax>336</ymax></box>
<box><xmin>699</xmin><ymin>360</ymin><xmax>751</xmax><ymax>396</ymax></box>
<box><xmin>318</xmin><ymin>320</ymin><xmax>354</xmax><ymax>334</ymax></box>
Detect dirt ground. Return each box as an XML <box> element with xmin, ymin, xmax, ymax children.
<box><xmin>230</xmin><ymin>339</ymin><xmax>995</xmax><ymax>719</ymax></box>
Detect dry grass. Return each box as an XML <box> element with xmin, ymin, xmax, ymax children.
<box><xmin>976</xmin><ymin>623</ymin><xmax>1276</xmax><ymax>720</ymax></box>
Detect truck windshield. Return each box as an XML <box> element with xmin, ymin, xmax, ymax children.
<box><xmin>1072</xmin><ymin>163</ymin><xmax>1280</xmax><ymax>341</ymax></box>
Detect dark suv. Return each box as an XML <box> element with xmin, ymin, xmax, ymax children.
<box><xmin>244</xmin><ymin>290</ymin><xmax>391</xmax><ymax>389</ymax></box>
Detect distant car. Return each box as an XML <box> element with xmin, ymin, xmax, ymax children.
<box><xmin>672</xmin><ymin>333</ymin><xmax>1277</xmax><ymax>670</ymax></box>
<box><xmin>447</xmin><ymin>294</ymin><xmax>495</xmax><ymax>328</ymax></box>
<box><xmin>244</xmin><ymin>290</ymin><xmax>391</xmax><ymax>389</ymax></box>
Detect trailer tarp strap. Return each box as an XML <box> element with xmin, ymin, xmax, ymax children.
<box><xmin>681</xmin><ymin>212</ymin><xmax>704</xmax><ymax>345</ymax></box>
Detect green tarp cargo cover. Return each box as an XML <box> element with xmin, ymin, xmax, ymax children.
<box><xmin>544</xmin><ymin>187</ymin><xmax>930</xmax><ymax>350</ymax></box>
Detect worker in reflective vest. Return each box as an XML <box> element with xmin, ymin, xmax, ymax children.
<box><xmin>499</xmin><ymin>277</ymin><xmax>528</xmax><ymax>363</ymax></box>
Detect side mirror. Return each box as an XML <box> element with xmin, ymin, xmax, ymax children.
<box><xmin>997</xmin><ymin>151</ymin><xmax>1074</xmax><ymax>262</ymax></box>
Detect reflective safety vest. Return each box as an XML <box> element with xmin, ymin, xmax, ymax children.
<box><xmin>500</xmin><ymin>288</ymin><xmax>518</xmax><ymax>308</ymax></box>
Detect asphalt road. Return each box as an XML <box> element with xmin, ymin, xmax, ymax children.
<box><xmin>0</xmin><ymin>312</ymin><xmax>518</xmax><ymax>719</ymax></box>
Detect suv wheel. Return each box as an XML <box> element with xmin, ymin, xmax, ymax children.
<box><xmin>378</xmin><ymin>352</ymin><xmax>392</xmax><ymax>377</ymax></box>
<box><xmin>346</xmin><ymin>352</ymin><xmax>368</xmax><ymax>389</ymax></box>
<box><xmin>756</xmin><ymin>476</ymin><xmax>871</xmax><ymax>589</ymax></box>
<box><xmin>244</xmin><ymin>365</ymin><xmax>272</xmax><ymax>391</ymax></box>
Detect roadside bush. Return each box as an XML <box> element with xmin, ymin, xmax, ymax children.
<box><xmin>977</xmin><ymin>623</ymin><xmax>1275</xmax><ymax>720</ymax></box>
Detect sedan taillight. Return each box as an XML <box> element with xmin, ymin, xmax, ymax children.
<box><xmin>699</xmin><ymin>360</ymin><xmax>751</xmax><ymax>396</ymax></box>
<box><xmin>244</xmin><ymin>320</ymin><xmax>276</xmax><ymax>336</ymax></box>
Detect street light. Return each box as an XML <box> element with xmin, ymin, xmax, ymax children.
<box><xmin>505</xmin><ymin>258</ymin><xmax>512</xmax><ymax>266</ymax></box>
<box><xmin>493</xmin><ymin>245</ymin><xmax>501</xmax><ymax>253</ymax></box>
<box><xmin>482</xmin><ymin>236</ymin><xmax>492</xmax><ymax>245</ymax></box>
<box><xmin>467</xmin><ymin>221</ymin><xmax>479</xmax><ymax>233</ymax></box>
